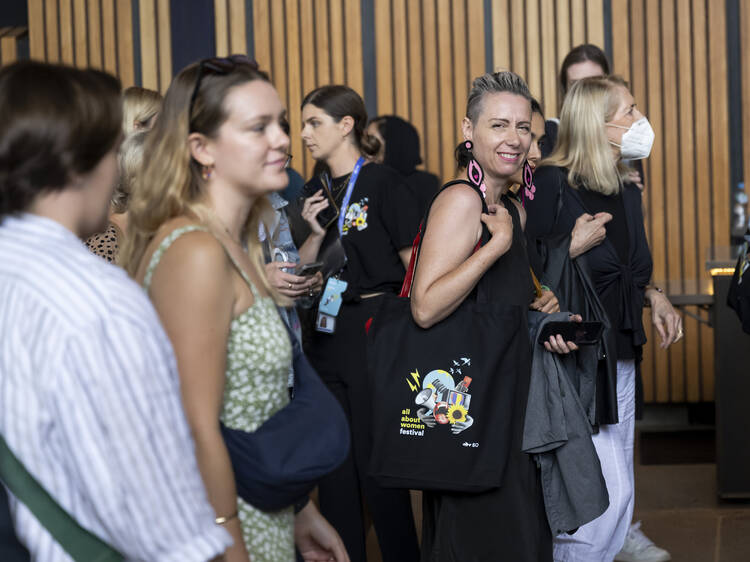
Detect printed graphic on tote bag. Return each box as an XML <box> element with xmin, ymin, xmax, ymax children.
<box><xmin>400</xmin><ymin>357</ymin><xmax>474</xmax><ymax>437</ymax></box>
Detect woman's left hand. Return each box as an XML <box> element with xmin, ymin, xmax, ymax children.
<box><xmin>295</xmin><ymin>500</ymin><xmax>350</xmax><ymax>562</ymax></box>
<box><xmin>530</xmin><ymin>289</ymin><xmax>560</xmax><ymax>313</ymax></box>
<box><xmin>648</xmin><ymin>290</ymin><xmax>683</xmax><ymax>348</ymax></box>
<box><xmin>543</xmin><ymin>314</ymin><xmax>581</xmax><ymax>354</ymax></box>
<box><xmin>308</xmin><ymin>271</ymin><xmax>324</xmax><ymax>296</ymax></box>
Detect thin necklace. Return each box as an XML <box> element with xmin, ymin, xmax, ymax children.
<box><xmin>207</xmin><ymin>209</ymin><xmax>244</xmax><ymax>247</ymax></box>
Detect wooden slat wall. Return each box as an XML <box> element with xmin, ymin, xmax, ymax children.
<box><xmin>493</xmin><ymin>0</ymin><xmax>606</xmax><ymax>117</ymax></box>
<box><xmin>374</xmin><ymin>0</ymin><xmax>485</xmax><ymax>182</ymax></box>
<box><xmin>25</xmin><ymin>0</ymin><xmax>161</xmax><ymax>92</ymax></box>
<box><xmin>23</xmin><ymin>0</ymin><xmax>737</xmax><ymax>404</ymax></box>
<box><xmin>216</xmin><ymin>0</ymin><xmax>365</xmax><ymax>178</ymax></box>
<box><xmin>0</xmin><ymin>27</ymin><xmax>28</xmax><ymax>65</ymax></box>
<box><xmin>612</xmin><ymin>0</ymin><xmax>729</xmax><ymax>403</ymax></box>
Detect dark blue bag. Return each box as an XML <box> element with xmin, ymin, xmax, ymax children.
<box><xmin>220</xmin><ymin>321</ymin><xmax>350</xmax><ymax>512</ymax></box>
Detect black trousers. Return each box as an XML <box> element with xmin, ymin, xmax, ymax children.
<box><xmin>306</xmin><ymin>297</ymin><xmax>420</xmax><ymax>562</ymax></box>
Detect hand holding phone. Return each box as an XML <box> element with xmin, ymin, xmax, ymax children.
<box><xmin>294</xmin><ymin>261</ymin><xmax>324</xmax><ymax>277</ymax></box>
<box><xmin>537</xmin><ymin>320</ymin><xmax>603</xmax><ymax>346</ymax></box>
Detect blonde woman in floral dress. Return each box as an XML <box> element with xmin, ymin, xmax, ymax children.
<box><xmin>121</xmin><ymin>57</ymin><xmax>348</xmax><ymax>562</ymax></box>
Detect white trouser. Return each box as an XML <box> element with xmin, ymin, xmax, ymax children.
<box><xmin>553</xmin><ymin>360</ymin><xmax>636</xmax><ymax>562</ymax></box>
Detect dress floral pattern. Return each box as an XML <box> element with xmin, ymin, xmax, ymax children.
<box><xmin>144</xmin><ymin>225</ymin><xmax>295</xmax><ymax>562</ymax></box>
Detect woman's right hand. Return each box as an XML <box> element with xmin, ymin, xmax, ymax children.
<box><xmin>301</xmin><ymin>189</ymin><xmax>329</xmax><ymax>237</ymax></box>
<box><xmin>265</xmin><ymin>262</ymin><xmax>317</xmax><ymax>298</ymax></box>
<box><xmin>569</xmin><ymin>212</ymin><xmax>612</xmax><ymax>258</ymax></box>
<box><xmin>481</xmin><ymin>204</ymin><xmax>514</xmax><ymax>257</ymax></box>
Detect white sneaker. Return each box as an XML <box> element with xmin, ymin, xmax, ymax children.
<box><xmin>614</xmin><ymin>521</ymin><xmax>671</xmax><ymax>562</ymax></box>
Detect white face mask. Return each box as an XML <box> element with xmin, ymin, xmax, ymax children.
<box><xmin>607</xmin><ymin>117</ymin><xmax>655</xmax><ymax>160</ymax></box>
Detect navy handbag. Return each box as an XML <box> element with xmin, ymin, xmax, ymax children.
<box><xmin>220</xmin><ymin>320</ymin><xmax>350</xmax><ymax>512</ymax></box>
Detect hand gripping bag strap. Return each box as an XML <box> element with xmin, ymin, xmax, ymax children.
<box><xmin>400</xmin><ymin>179</ymin><xmax>490</xmax><ymax>298</ymax></box>
<box><xmin>0</xmin><ymin>435</ymin><xmax>123</xmax><ymax>562</ymax></box>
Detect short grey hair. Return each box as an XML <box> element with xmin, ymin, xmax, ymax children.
<box><xmin>466</xmin><ymin>71</ymin><xmax>532</xmax><ymax>123</ymax></box>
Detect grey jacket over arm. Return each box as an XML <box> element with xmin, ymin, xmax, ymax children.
<box><xmin>522</xmin><ymin>312</ymin><xmax>609</xmax><ymax>536</ymax></box>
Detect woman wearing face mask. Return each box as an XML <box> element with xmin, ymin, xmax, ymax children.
<box><xmin>295</xmin><ymin>85</ymin><xmax>421</xmax><ymax>562</ymax></box>
<box><xmin>526</xmin><ymin>76</ymin><xmax>682</xmax><ymax>561</ymax></box>
<box><xmin>121</xmin><ymin>58</ymin><xmax>347</xmax><ymax>562</ymax></box>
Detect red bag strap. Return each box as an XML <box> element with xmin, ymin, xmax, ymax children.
<box><xmin>399</xmin><ymin>225</ymin><xmax>423</xmax><ymax>297</ymax></box>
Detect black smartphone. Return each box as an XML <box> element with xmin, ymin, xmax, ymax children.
<box><xmin>294</xmin><ymin>261</ymin><xmax>324</xmax><ymax>277</ymax></box>
<box><xmin>537</xmin><ymin>321</ymin><xmax>604</xmax><ymax>346</ymax></box>
<box><xmin>301</xmin><ymin>178</ymin><xmax>339</xmax><ymax>230</ymax></box>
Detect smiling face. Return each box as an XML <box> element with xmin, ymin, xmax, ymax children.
<box><xmin>301</xmin><ymin>103</ymin><xmax>352</xmax><ymax>162</ymax></box>
<box><xmin>203</xmin><ymin>79</ymin><xmax>290</xmax><ymax>195</ymax></box>
<box><xmin>463</xmin><ymin>91</ymin><xmax>532</xmax><ymax>183</ymax></box>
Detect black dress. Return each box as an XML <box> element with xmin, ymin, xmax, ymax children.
<box><xmin>421</xmin><ymin>194</ymin><xmax>552</xmax><ymax>562</ymax></box>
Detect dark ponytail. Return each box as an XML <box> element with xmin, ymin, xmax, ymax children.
<box><xmin>301</xmin><ymin>85</ymin><xmax>380</xmax><ymax>157</ymax></box>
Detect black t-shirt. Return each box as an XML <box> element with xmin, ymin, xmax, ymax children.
<box><xmin>291</xmin><ymin>162</ymin><xmax>422</xmax><ymax>296</ymax></box>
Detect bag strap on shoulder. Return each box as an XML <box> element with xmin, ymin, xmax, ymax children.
<box><xmin>0</xmin><ymin>435</ymin><xmax>123</xmax><ymax>562</ymax></box>
<box><xmin>399</xmin><ymin>179</ymin><xmax>487</xmax><ymax>298</ymax></box>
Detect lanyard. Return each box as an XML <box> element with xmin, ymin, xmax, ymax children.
<box><xmin>336</xmin><ymin>157</ymin><xmax>365</xmax><ymax>238</ymax></box>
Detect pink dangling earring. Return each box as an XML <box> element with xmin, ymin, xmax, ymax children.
<box><xmin>464</xmin><ymin>141</ymin><xmax>487</xmax><ymax>199</ymax></box>
<box><xmin>522</xmin><ymin>161</ymin><xmax>536</xmax><ymax>203</ymax></box>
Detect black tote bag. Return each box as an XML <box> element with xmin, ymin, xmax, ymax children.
<box><xmin>366</xmin><ymin>181</ymin><xmax>528</xmax><ymax>492</ymax></box>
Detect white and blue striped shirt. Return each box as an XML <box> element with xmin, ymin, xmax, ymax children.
<box><xmin>0</xmin><ymin>214</ymin><xmax>232</xmax><ymax>561</ymax></box>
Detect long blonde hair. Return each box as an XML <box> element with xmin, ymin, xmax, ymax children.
<box><xmin>542</xmin><ymin>76</ymin><xmax>630</xmax><ymax>195</ymax></box>
<box><xmin>112</xmin><ymin>130</ymin><xmax>147</xmax><ymax>213</ymax></box>
<box><xmin>122</xmin><ymin>86</ymin><xmax>162</xmax><ymax>134</ymax></box>
<box><xmin>119</xmin><ymin>60</ymin><xmax>283</xmax><ymax>304</ymax></box>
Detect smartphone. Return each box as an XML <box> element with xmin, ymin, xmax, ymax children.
<box><xmin>294</xmin><ymin>261</ymin><xmax>324</xmax><ymax>277</ymax></box>
<box><xmin>537</xmin><ymin>321</ymin><xmax>603</xmax><ymax>346</ymax></box>
<box><xmin>300</xmin><ymin>179</ymin><xmax>339</xmax><ymax>230</ymax></box>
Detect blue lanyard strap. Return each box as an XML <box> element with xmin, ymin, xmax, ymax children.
<box><xmin>337</xmin><ymin>157</ymin><xmax>365</xmax><ymax>238</ymax></box>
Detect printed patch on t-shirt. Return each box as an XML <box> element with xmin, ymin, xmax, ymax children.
<box><xmin>341</xmin><ymin>197</ymin><xmax>369</xmax><ymax>236</ymax></box>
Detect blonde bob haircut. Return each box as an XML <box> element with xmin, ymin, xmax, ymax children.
<box><xmin>119</xmin><ymin>60</ymin><xmax>284</xmax><ymax>305</ymax></box>
<box><xmin>542</xmin><ymin>75</ymin><xmax>630</xmax><ymax>195</ymax></box>
<box><xmin>122</xmin><ymin>86</ymin><xmax>162</xmax><ymax>134</ymax></box>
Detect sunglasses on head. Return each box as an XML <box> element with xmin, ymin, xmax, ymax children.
<box><xmin>188</xmin><ymin>54</ymin><xmax>260</xmax><ymax>122</ymax></box>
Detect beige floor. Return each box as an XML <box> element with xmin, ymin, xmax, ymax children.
<box><xmin>365</xmin><ymin>433</ymin><xmax>750</xmax><ymax>561</ymax></box>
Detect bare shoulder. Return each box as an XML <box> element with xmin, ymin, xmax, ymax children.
<box><xmin>422</xmin><ymin>182</ymin><xmax>482</xmax><ymax>256</ymax></box>
<box><xmin>432</xmin><ymin>182</ymin><xmax>483</xmax><ymax>214</ymax></box>
<box><xmin>149</xmin><ymin>219</ymin><xmax>232</xmax><ymax>292</ymax></box>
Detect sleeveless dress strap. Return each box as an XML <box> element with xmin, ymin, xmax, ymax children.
<box><xmin>142</xmin><ymin>224</ymin><xmax>260</xmax><ymax>298</ymax></box>
<box><xmin>143</xmin><ymin>225</ymin><xmax>207</xmax><ymax>292</ymax></box>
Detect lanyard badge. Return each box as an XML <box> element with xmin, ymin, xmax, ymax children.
<box><xmin>315</xmin><ymin>277</ymin><xmax>348</xmax><ymax>333</ymax></box>
<box><xmin>315</xmin><ymin>157</ymin><xmax>364</xmax><ymax>334</ymax></box>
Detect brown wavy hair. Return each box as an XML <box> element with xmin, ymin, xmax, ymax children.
<box><xmin>301</xmin><ymin>85</ymin><xmax>381</xmax><ymax>157</ymax></box>
<box><xmin>119</xmin><ymin>59</ymin><xmax>283</xmax><ymax>303</ymax></box>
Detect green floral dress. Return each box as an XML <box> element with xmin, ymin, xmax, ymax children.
<box><xmin>144</xmin><ymin>225</ymin><xmax>295</xmax><ymax>561</ymax></box>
